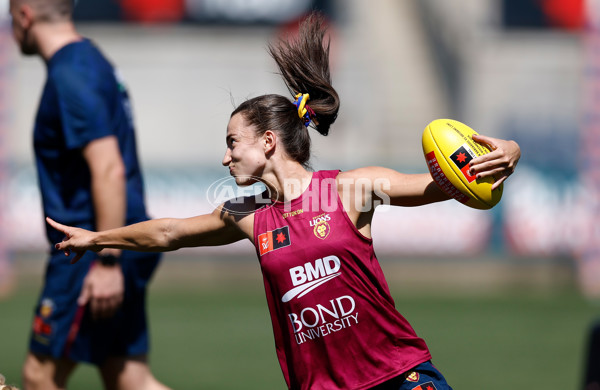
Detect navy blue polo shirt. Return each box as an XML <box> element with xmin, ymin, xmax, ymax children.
<box><xmin>33</xmin><ymin>39</ymin><xmax>149</xmax><ymax>247</ymax></box>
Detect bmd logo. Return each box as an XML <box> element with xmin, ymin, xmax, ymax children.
<box><xmin>281</xmin><ymin>256</ymin><xmax>341</xmax><ymax>302</ymax></box>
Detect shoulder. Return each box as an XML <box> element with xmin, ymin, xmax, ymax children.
<box><xmin>49</xmin><ymin>65</ymin><xmax>97</xmax><ymax>100</ymax></box>
<box><xmin>217</xmin><ymin>195</ymin><xmax>267</xmax><ymax>240</ymax></box>
<box><xmin>220</xmin><ymin>194</ymin><xmax>269</xmax><ymax>222</ymax></box>
<box><xmin>49</xmin><ymin>41</ymin><xmax>112</xmax><ymax>88</ymax></box>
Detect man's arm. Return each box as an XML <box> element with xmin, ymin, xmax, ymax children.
<box><xmin>84</xmin><ymin>135</ymin><xmax>126</xmax><ymax>234</ymax></box>
<box><xmin>79</xmin><ymin>135</ymin><xmax>126</xmax><ymax>319</ymax></box>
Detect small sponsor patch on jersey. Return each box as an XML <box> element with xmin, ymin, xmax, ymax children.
<box><xmin>411</xmin><ymin>381</ymin><xmax>437</xmax><ymax>390</ymax></box>
<box><xmin>282</xmin><ymin>209</ymin><xmax>303</xmax><ymax>219</ymax></box>
<box><xmin>258</xmin><ymin>226</ymin><xmax>291</xmax><ymax>255</ymax></box>
<box><xmin>405</xmin><ymin>371</ymin><xmax>420</xmax><ymax>382</ymax></box>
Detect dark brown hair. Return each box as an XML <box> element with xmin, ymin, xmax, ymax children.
<box><xmin>231</xmin><ymin>12</ymin><xmax>340</xmax><ymax>168</ymax></box>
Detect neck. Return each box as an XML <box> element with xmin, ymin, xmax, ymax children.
<box><xmin>263</xmin><ymin>160</ymin><xmax>313</xmax><ymax>203</ymax></box>
<box><xmin>33</xmin><ymin>21</ymin><xmax>81</xmax><ymax>61</ymax></box>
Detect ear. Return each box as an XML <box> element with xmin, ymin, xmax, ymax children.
<box><xmin>16</xmin><ymin>3</ymin><xmax>35</xmax><ymax>29</ymax></box>
<box><xmin>263</xmin><ymin>130</ymin><xmax>277</xmax><ymax>154</ymax></box>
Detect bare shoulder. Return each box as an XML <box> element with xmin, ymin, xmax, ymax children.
<box><xmin>218</xmin><ymin>194</ymin><xmax>268</xmax><ymax>238</ymax></box>
<box><xmin>220</xmin><ymin>194</ymin><xmax>267</xmax><ymax>219</ymax></box>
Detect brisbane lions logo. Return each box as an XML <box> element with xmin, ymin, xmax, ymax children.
<box><xmin>310</xmin><ymin>214</ymin><xmax>331</xmax><ymax>240</ymax></box>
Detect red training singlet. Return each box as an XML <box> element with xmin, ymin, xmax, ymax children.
<box><xmin>253</xmin><ymin>170</ymin><xmax>431</xmax><ymax>390</ymax></box>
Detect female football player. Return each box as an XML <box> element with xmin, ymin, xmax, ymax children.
<box><xmin>47</xmin><ymin>12</ymin><xmax>520</xmax><ymax>390</ymax></box>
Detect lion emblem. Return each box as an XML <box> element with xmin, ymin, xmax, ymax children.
<box><xmin>313</xmin><ymin>221</ymin><xmax>330</xmax><ymax>239</ymax></box>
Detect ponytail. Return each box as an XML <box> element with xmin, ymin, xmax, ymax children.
<box><xmin>231</xmin><ymin>12</ymin><xmax>339</xmax><ymax>168</ymax></box>
<box><xmin>268</xmin><ymin>12</ymin><xmax>339</xmax><ymax>135</ymax></box>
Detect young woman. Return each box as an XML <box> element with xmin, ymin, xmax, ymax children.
<box><xmin>48</xmin><ymin>12</ymin><xmax>520</xmax><ymax>390</ymax></box>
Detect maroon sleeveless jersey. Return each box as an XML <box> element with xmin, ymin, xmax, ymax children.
<box><xmin>253</xmin><ymin>170</ymin><xmax>431</xmax><ymax>390</ymax></box>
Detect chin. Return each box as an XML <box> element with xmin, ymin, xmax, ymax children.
<box><xmin>20</xmin><ymin>44</ymin><xmax>37</xmax><ymax>56</ymax></box>
<box><xmin>234</xmin><ymin>175</ymin><xmax>258</xmax><ymax>187</ymax></box>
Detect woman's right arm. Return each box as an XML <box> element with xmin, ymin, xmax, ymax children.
<box><xmin>48</xmin><ymin>205</ymin><xmax>249</xmax><ymax>263</ymax></box>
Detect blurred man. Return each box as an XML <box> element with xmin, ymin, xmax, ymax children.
<box><xmin>9</xmin><ymin>0</ymin><xmax>168</xmax><ymax>389</ymax></box>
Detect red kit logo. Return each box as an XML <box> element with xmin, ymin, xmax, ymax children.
<box><xmin>258</xmin><ymin>226</ymin><xmax>291</xmax><ymax>256</ymax></box>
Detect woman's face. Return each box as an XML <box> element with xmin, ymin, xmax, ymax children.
<box><xmin>222</xmin><ymin>113</ymin><xmax>267</xmax><ymax>186</ymax></box>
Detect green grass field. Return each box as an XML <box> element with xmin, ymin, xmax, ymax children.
<box><xmin>0</xmin><ymin>256</ymin><xmax>596</xmax><ymax>389</ymax></box>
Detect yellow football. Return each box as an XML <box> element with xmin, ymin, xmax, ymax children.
<box><xmin>422</xmin><ymin>119</ymin><xmax>503</xmax><ymax>210</ymax></box>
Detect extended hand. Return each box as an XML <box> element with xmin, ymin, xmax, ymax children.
<box><xmin>46</xmin><ymin>217</ymin><xmax>100</xmax><ymax>264</ymax></box>
<box><xmin>469</xmin><ymin>134</ymin><xmax>521</xmax><ymax>190</ymax></box>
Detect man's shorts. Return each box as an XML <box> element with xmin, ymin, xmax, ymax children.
<box><xmin>29</xmin><ymin>249</ymin><xmax>161</xmax><ymax>365</ymax></box>
<box><xmin>373</xmin><ymin>361</ymin><xmax>453</xmax><ymax>390</ymax></box>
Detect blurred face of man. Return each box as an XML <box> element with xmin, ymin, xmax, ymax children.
<box><xmin>9</xmin><ymin>0</ymin><xmax>38</xmax><ymax>55</ymax></box>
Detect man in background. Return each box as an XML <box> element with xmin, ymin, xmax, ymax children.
<box><xmin>9</xmin><ymin>0</ymin><xmax>168</xmax><ymax>389</ymax></box>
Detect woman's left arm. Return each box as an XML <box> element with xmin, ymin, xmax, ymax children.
<box><xmin>339</xmin><ymin>135</ymin><xmax>521</xmax><ymax>209</ymax></box>
<box><xmin>338</xmin><ymin>168</ymin><xmax>448</xmax><ymax>209</ymax></box>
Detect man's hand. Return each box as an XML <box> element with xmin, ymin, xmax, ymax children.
<box><xmin>78</xmin><ymin>261</ymin><xmax>124</xmax><ymax>320</ymax></box>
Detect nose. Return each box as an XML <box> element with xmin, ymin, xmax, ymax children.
<box><xmin>222</xmin><ymin>148</ymin><xmax>231</xmax><ymax>166</ymax></box>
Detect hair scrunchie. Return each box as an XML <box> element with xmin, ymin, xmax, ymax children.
<box><xmin>293</xmin><ymin>93</ymin><xmax>315</xmax><ymax>127</ymax></box>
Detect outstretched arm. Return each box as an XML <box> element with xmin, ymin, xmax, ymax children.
<box><xmin>47</xmin><ymin>206</ymin><xmax>249</xmax><ymax>263</ymax></box>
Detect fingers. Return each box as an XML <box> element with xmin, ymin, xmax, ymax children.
<box><xmin>88</xmin><ymin>289</ymin><xmax>123</xmax><ymax>319</ymax></box>
<box><xmin>469</xmin><ymin>135</ymin><xmax>517</xmax><ymax>183</ymax></box>
<box><xmin>46</xmin><ymin>217</ymin><xmax>67</xmax><ymax>233</ymax></box>
<box><xmin>80</xmin><ymin>264</ymin><xmax>125</xmax><ymax>320</ymax></box>
<box><xmin>51</xmin><ymin>224</ymin><xmax>90</xmax><ymax>264</ymax></box>
<box><xmin>88</xmin><ymin>293</ymin><xmax>111</xmax><ymax>320</ymax></box>
<box><xmin>471</xmin><ymin>134</ymin><xmax>497</xmax><ymax>152</ymax></box>
<box><xmin>56</xmin><ymin>239</ymin><xmax>70</xmax><ymax>254</ymax></box>
<box><xmin>471</xmin><ymin>164</ymin><xmax>510</xmax><ymax>189</ymax></box>
<box><xmin>469</xmin><ymin>133</ymin><xmax>520</xmax><ymax>191</ymax></box>
<box><xmin>50</xmin><ymin>218</ymin><xmax>74</xmax><ymax>255</ymax></box>
<box><xmin>71</xmin><ymin>252</ymin><xmax>84</xmax><ymax>264</ymax></box>
<box><xmin>54</xmin><ymin>241</ymin><xmax>85</xmax><ymax>264</ymax></box>
<box><xmin>470</xmin><ymin>160</ymin><xmax>509</xmax><ymax>178</ymax></box>
<box><xmin>469</xmin><ymin>147</ymin><xmax>507</xmax><ymax>167</ymax></box>
<box><xmin>59</xmin><ymin>247</ymin><xmax>70</xmax><ymax>257</ymax></box>
<box><xmin>78</xmin><ymin>282</ymin><xmax>91</xmax><ymax>306</ymax></box>
<box><xmin>91</xmin><ymin>296</ymin><xmax>122</xmax><ymax>320</ymax></box>
<box><xmin>79</xmin><ymin>281</ymin><xmax>123</xmax><ymax>320</ymax></box>
<box><xmin>491</xmin><ymin>175</ymin><xmax>508</xmax><ymax>190</ymax></box>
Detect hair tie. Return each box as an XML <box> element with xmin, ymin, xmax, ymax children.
<box><xmin>293</xmin><ymin>93</ymin><xmax>314</xmax><ymax>127</ymax></box>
